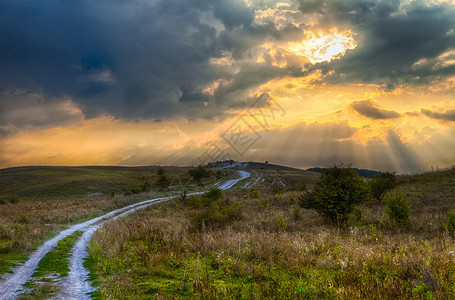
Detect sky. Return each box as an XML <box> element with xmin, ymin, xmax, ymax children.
<box><xmin>1</xmin><ymin>0</ymin><xmax>455</xmax><ymax>173</ymax></box>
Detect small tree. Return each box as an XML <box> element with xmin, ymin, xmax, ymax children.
<box><xmin>188</xmin><ymin>166</ymin><xmax>207</xmax><ymax>184</ymax></box>
<box><xmin>385</xmin><ymin>192</ymin><xmax>410</xmax><ymax>227</ymax></box>
<box><xmin>370</xmin><ymin>172</ymin><xmax>396</xmax><ymax>201</ymax></box>
<box><xmin>156</xmin><ymin>174</ymin><xmax>171</xmax><ymax>190</ymax></box>
<box><xmin>299</xmin><ymin>165</ymin><xmax>369</xmax><ymax>226</ymax></box>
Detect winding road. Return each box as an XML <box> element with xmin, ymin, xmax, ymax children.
<box><xmin>0</xmin><ymin>170</ymin><xmax>250</xmax><ymax>299</ymax></box>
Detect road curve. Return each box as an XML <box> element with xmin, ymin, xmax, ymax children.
<box><xmin>0</xmin><ymin>170</ymin><xmax>250</xmax><ymax>299</ymax></box>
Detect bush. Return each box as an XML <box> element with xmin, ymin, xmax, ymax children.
<box><xmin>385</xmin><ymin>193</ymin><xmax>410</xmax><ymax>227</ymax></box>
<box><xmin>299</xmin><ymin>165</ymin><xmax>369</xmax><ymax>226</ymax></box>
<box><xmin>293</xmin><ymin>207</ymin><xmax>301</xmax><ymax>221</ymax></box>
<box><xmin>370</xmin><ymin>172</ymin><xmax>396</xmax><ymax>201</ymax></box>
<box><xmin>186</xmin><ymin>195</ymin><xmax>213</xmax><ymax>208</ymax></box>
<box><xmin>156</xmin><ymin>174</ymin><xmax>171</xmax><ymax>190</ymax></box>
<box><xmin>446</xmin><ymin>209</ymin><xmax>455</xmax><ymax>236</ymax></box>
<box><xmin>184</xmin><ymin>188</ymin><xmax>223</xmax><ymax>208</ymax></box>
<box><xmin>277</xmin><ymin>215</ymin><xmax>287</xmax><ymax>229</ymax></box>
<box><xmin>189</xmin><ymin>166</ymin><xmax>207</xmax><ymax>184</ymax></box>
<box><xmin>191</xmin><ymin>202</ymin><xmax>242</xmax><ymax>231</ymax></box>
<box><xmin>204</xmin><ymin>188</ymin><xmax>223</xmax><ymax>201</ymax></box>
<box><xmin>260</xmin><ymin>198</ymin><xmax>269</xmax><ymax>208</ymax></box>
<box><xmin>249</xmin><ymin>189</ymin><xmax>260</xmax><ymax>198</ymax></box>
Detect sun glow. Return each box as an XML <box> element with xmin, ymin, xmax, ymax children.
<box><xmin>288</xmin><ymin>29</ymin><xmax>357</xmax><ymax>64</ymax></box>
<box><xmin>256</xmin><ymin>28</ymin><xmax>357</xmax><ymax>67</ymax></box>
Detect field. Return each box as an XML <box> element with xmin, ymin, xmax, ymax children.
<box><xmin>86</xmin><ymin>165</ymin><xmax>455</xmax><ymax>299</ymax></box>
<box><xmin>0</xmin><ymin>165</ymin><xmax>226</xmax><ymax>277</ymax></box>
<box><xmin>1</xmin><ymin>163</ymin><xmax>455</xmax><ymax>299</ymax></box>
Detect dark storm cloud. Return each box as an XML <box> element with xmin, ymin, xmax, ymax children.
<box><xmin>421</xmin><ymin>108</ymin><xmax>455</xmax><ymax>122</ymax></box>
<box><xmin>298</xmin><ymin>0</ymin><xmax>455</xmax><ymax>87</ymax></box>
<box><xmin>0</xmin><ymin>0</ymin><xmax>273</xmax><ymax>122</ymax></box>
<box><xmin>0</xmin><ymin>87</ymin><xmax>83</xmax><ymax>136</ymax></box>
<box><xmin>351</xmin><ymin>99</ymin><xmax>401</xmax><ymax>119</ymax></box>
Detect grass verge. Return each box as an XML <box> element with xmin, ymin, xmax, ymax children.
<box><xmin>18</xmin><ymin>231</ymin><xmax>83</xmax><ymax>299</ymax></box>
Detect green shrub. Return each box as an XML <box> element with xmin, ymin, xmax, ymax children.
<box><xmin>299</xmin><ymin>165</ymin><xmax>369</xmax><ymax>226</ymax></box>
<box><xmin>189</xmin><ymin>166</ymin><xmax>207</xmax><ymax>184</ymax></box>
<box><xmin>296</xmin><ymin>183</ymin><xmax>307</xmax><ymax>192</ymax></box>
<box><xmin>125</xmin><ymin>186</ymin><xmax>142</xmax><ymax>195</ymax></box>
<box><xmin>185</xmin><ymin>188</ymin><xmax>223</xmax><ymax>208</ymax></box>
<box><xmin>385</xmin><ymin>193</ymin><xmax>410</xmax><ymax>227</ymax></box>
<box><xmin>293</xmin><ymin>207</ymin><xmax>301</xmax><ymax>221</ymax></box>
<box><xmin>191</xmin><ymin>202</ymin><xmax>242</xmax><ymax>230</ymax></box>
<box><xmin>370</xmin><ymin>172</ymin><xmax>396</xmax><ymax>201</ymax></box>
<box><xmin>204</xmin><ymin>188</ymin><xmax>223</xmax><ymax>201</ymax></box>
<box><xmin>187</xmin><ymin>195</ymin><xmax>214</xmax><ymax>208</ymax></box>
<box><xmin>260</xmin><ymin>198</ymin><xmax>269</xmax><ymax>208</ymax></box>
<box><xmin>446</xmin><ymin>209</ymin><xmax>455</xmax><ymax>236</ymax></box>
<box><xmin>156</xmin><ymin>174</ymin><xmax>171</xmax><ymax>190</ymax></box>
<box><xmin>249</xmin><ymin>189</ymin><xmax>260</xmax><ymax>198</ymax></box>
<box><xmin>277</xmin><ymin>215</ymin><xmax>287</xmax><ymax>229</ymax></box>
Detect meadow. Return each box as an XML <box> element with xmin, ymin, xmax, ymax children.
<box><xmin>0</xmin><ymin>165</ymin><xmax>223</xmax><ymax>277</ymax></box>
<box><xmin>1</xmin><ymin>163</ymin><xmax>455</xmax><ymax>299</ymax></box>
<box><xmin>86</xmin><ymin>165</ymin><xmax>455</xmax><ymax>299</ymax></box>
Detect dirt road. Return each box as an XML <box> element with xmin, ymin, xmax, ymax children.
<box><xmin>0</xmin><ymin>171</ymin><xmax>250</xmax><ymax>299</ymax></box>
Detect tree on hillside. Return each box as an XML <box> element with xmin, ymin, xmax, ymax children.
<box><xmin>188</xmin><ymin>166</ymin><xmax>207</xmax><ymax>184</ymax></box>
<box><xmin>299</xmin><ymin>165</ymin><xmax>369</xmax><ymax>226</ymax></box>
<box><xmin>370</xmin><ymin>172</ymin><xmax>396</xmax><ymax>201</ymax></box>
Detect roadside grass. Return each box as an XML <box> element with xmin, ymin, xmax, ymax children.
<box><xmin>18</xmin><ymin>231</ymin><xmax>83</xmax><ymax>299</ymax></box>
<box><xmin>32</xmin><ymin>231</ymin><xmax>83</xmax><ymax>279</ymax></box>
<box><xmin>87</xmin><ymin>168</ymin><xmax>455</xmax><ymax>299</ymax></box>
<box><xmin>0</xmin><ymin>165</ymin><xmax>226</xmax><ymax>278</ymax></box>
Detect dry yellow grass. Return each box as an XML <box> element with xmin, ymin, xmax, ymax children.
<box><xmin>89</xmin><ymin>171</ymin><xmax>455</xmax><ymax>299</ymax></box>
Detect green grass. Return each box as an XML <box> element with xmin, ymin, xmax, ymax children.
<box><xmin>86</xmin><ymin>167</ymin><xmax>455</xmax><ymax>299</ymax></box>
<box><xmin>32</xmin><ymin>231</ymin><xmax>83</xmax><ymax>279</ymax></box>
<box><xmin>0</xmin><ymin>165</ymin><xmax>228</xmax><ymax>279</ymax></box>
<box><xmin>19</xmin><ymin>231</ymin><xmax>83</xmax><ymax>299</ymax></box>
<box><xmin>0</xmin><ymin>166</ymin><xmax>201</xmax><ymax>203</ymax></box>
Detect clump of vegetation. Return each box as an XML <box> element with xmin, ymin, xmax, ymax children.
<box><xmin>188</xmin><ymin>166</ymin><xmax>207</xmax><ymax>184</ymax></box>
<box><xmin>191</xmin><ymin>201</ymin><xmax>242</xmax><ymax>231</ymax></box>
<box><xmin>370</xmin><ymin>172</ymin><xmax>397</xmax><ymax>201</ymax></box>
<box><xmin>385</xmin><ymin>192</ymin><xmax>411</xmax><ymax>228</ymax></box>
<box><xmin>205</xmin><ymin>187</ymin><xmax>223</xmax><ymax>201</ymax></box>
<box><xmin>276</xmin><ymin>215</ymin><xmax>287</xmax><ymax>229</ymax></box>
<box><xmin>446</xmin><ymin>209</ymin><xmax>455</xmax><ymax>237</ymax></box>
<box><xmin>299</xmin><ymin>165</ymin><xmax>369</xmax><ymax>226</ymax></box>
<box><xmin>249</xmin><ymin>188</ymin><xmax>260</xmax><ymax>198</ymax></box>
<box><xmin>180</xmin><ymin>188</ymin><xmax>241</xmax><ymax>230</ymax></box>
<box><xmin>156</xmin><ymin>174</ymin><xmax>171</xmax><ymax>190</ymax></box>
<box><xmin>293</xmin><ymin>207</ymin><xmax>301</xmax><ymax>221</ymax></box>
